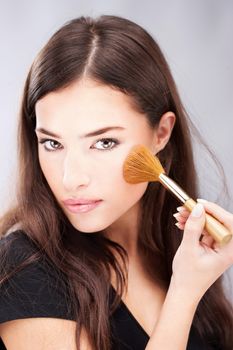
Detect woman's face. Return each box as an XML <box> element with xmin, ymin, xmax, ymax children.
<box><xmin>35</xmin><ymin>79</ymin><xmax>162</xmax><ymax>233</ymax></box>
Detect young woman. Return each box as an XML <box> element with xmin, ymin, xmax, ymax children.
<box><xmin>0</xmin><ymin>15</ymin><xmax>232</xmax><ymax>350</ymax></box>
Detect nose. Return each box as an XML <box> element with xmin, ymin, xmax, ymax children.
<box><xmin>62</xmin><ymin>151</ymin><xmax>91</xmax><ymax>191</ymax></box>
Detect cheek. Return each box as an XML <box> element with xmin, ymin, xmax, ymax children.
<box><xmin>99</xmin><ymin>151</ymin><xmax>148</xmax><ymax>205</ymax></box>
<box><xmin>38</xmin><ymin>152</ymin><xmax>60</xmax><ymax>191</ymax></box>
<box><xmin>119</xmin><ymin>181</ymin><xmax>149</xmax><ymax>208</ymax></box>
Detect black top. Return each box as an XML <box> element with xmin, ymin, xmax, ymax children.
<box><xmin>0</xmin><ymin>230</ymin><xmax>211</xmax><ymax>349</ymax></box>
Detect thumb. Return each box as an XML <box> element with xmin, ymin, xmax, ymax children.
<box><xmin>182</xmin><ymin>203</ymin><xmax>206</xmax><ymax>247</ymax></box>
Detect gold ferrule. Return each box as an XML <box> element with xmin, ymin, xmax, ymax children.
<box><xmin>158</xmin><ymin>173</ymin><xmax>190</xmax><ymax>203</ymax></box>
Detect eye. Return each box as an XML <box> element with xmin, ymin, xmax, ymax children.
<box><xmin>38</xmin><ymin>137</ymin><xmax>120</xmax><ymax>152</ymax></box>
<box><xmin>38</xmin><ymin>138</ymin><xmax>62</xmax><ymax>152</ymax></box>
<box><xmin>92</xmin><ymin>138</ymin><xmax>120</xmax><ymax>151</ymax></box>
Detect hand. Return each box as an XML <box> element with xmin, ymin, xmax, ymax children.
<box><xmin>171</xmin><ymin>199</ymin><xmax>233</xmax><ymax>302</ymax></box>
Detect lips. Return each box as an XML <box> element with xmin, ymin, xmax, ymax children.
<box><xmin>62</xmin><ymin>198</ymin><xmax>101</xmax><ymax>205</ymax></box>
<box><xmin>62</xmin><ymin>199</ymin><xmax>103</xmax><ymax>214</ymax></box>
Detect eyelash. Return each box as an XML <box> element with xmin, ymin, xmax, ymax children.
<box><xmin>38</xmin><ymin>137</ymin><xmax>120</xmax><ymax>152</ymax></box>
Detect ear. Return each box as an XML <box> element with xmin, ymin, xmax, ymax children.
<box><xmin>152</xmin><ymin>111</ymin><xmax>176</xmax><ymax>153</ymax></box>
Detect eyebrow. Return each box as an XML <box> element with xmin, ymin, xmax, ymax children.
<box><xmin>35</xmin><ymin>126</ymin><xmax>126</xmax><ymax>139</ymax></box>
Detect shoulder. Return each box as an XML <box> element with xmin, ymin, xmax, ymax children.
<box><xmin>0</xmin><ymin>230</ymin><xmax>40</xmax><ymax>281</ymax></box>
<box><xmin>0</xmin><ymin>317</ymin><xmax>93</xmax><ymax>350</ymax></box>
<box><xmin>0</xmin><ymin>318</ymin><xmax>77</xmax><ymax>350</ymax></box>
<box><xmin>0</xmin><ymin>232</ymin><xmax>93</xmax><ymax>349</ymax></box>
<box><xmin>0</xmin><ymin>230</ymin><xmax>75</xmax><ymax>324</ymax></box>
<box><xmin>0</xmin><ymin>229</ymin><xmax>37</xmax><ymax>260</ymax></box>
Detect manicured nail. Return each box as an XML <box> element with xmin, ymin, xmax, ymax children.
<box><xmin>177</xmin><ymin>206</ymin><xmax>185</xmax><ymax>212</ymax></box>
<box><xmin>197</xmin><ymin>198</ymin><xmax>207</xmax><ymax>203</ymax></box>
<box><xmin>175</xmin><ymin>222</ymin><xmax>182</xmax><ymax>229</ymax></box>
<box><xmin>191</xmin><ymin>203</ymin><xmax>204</xmax><ymax>217</ymax></box>
<box><xmin>173</xmin><ymin>213</ymin><xmax>180</xmax><ymax>219</ymax></box>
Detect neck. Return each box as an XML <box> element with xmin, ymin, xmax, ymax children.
<box><xmin>103</xmin><ymin>202</ymin><xmax>142</xmax><ymax>258</ymax></box>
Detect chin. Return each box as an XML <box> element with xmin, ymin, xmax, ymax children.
<box><xmin>68</xmin><ymin>218</ymin><xmax>110</xmax><ymax>233</ymax></box>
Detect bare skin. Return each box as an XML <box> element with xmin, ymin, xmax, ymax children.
<box><xmin>110</xmin><ymin>251</ymin><xmax>167</xmax><ymax>337</ymax></box>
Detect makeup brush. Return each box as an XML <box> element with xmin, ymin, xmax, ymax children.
<box><xmin>123</xmin><ymin>144</ymin><xmax>232</xmax><ymax>245</ymax></box>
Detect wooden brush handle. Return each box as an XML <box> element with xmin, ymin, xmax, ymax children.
<box><xmin>184</xmin><ymin>198</ymin><xmax>232</xmax><ymax>245</ymax></box>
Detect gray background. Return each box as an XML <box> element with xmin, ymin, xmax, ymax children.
<box><xmin>0</xmin><ymin>0</ymin><xmax>232</xmax><ymax>300</ymax></box>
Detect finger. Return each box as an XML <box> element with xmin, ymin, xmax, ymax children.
<box><xmin>200</xmin><ymin>233</ymin><xmax>215</xmax><ymax>248</ymax></box>
<box><xmin>177</xmin><ymin>216</ymin><xmax>187</xmax><ymax>224</ymax></box>
<box><xmin>176</xmin><ymin>224</ymin><xmax>213</xmax><ymax>247</ymax></box>
<box><xmin>182</xmin><ymin>203</ymin><xmax>206</xmax><ymax>247</ymax></box>
<box><xmin>175</xmin><ymin>215</ymin><xmax>215</xmax><ymax>248</ymax></box>
<box><xmin>173</xmin><ymin>213</ymin><xmax>188</xmax><ymax>224</ymax></box>
<box><xmin>175</xmin><ymin>222</ymin><xmax>185</xmax><ymax>230</ymax></box>
<box><xmin>213</xmin><ymin>232</ymin><xmax>233</xmax><ymax>263</ymax></box>
<box><xmin>174</xmin><ymin>215</ymin><xmax>207</xmax><ymax>230</ymax></box>
<box><xmin>174</xmin><ymin>207</ymin><xmax>192</xmax><ymax>224</ymax></box>
<box><xmin>177</xmin><ymin>207</ymin><xmax>190</xmax><ymax>217</ymax></box>
<box><xmin>197</xmin><ymin>199</ymin><xmax>233</xmax><ymax>229</ymax></box>
<box><xmin>173</xmin><ymin>207</ymin><xmax>191</xmax><ymax>222</ymax></box>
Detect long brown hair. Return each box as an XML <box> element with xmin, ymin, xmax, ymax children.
<box><xmin>0</xmin><ymin>15</ymin><xmax>232</xmax><ymax>350</ymax></box>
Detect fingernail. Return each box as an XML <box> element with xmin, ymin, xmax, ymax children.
<box><xmin>191</xmin><ymin>203</ymin><xmax>204</xmax><ymax>217</ymax></box>
<box><xmin>177</xmin><ymin>206</ymin><xmax>185</xmax><ymax>212</ymax></box>
<box><xmin>197</xmin><ymin>198</ymin><xmax>207</xmax><ymax>203</ymax></box>
<box><xmin>175</xmin><ymin>222</ymin><xmax>182</xmax><ymax>229</ymax></box>
<box><xmin>173</xmin><ymin>213</ymin><xmax>180</xmax><ymax>219</ymax></box>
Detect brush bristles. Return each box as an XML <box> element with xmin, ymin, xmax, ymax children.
<box><xmin>123</xmin><ymin>144</ymin><xmax>165</xmax><ymax>184</ymax></box>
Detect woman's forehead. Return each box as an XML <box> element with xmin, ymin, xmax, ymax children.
<box><xmin>35</xmin><ymin>80</ymin><xmax>148</xmax><ymax>134</ymax></box>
